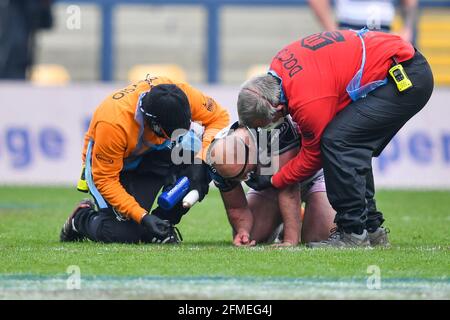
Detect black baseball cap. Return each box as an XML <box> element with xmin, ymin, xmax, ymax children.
<box><xmin>141</xmin><ymin>84</ymin><xmax>191</xmax><ymax>137</ymax></box>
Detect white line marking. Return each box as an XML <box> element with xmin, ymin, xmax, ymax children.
<box><xmin>1</xmin><ymin>276</ymin><xmax>449</xmax><ymax>299</ymax></box>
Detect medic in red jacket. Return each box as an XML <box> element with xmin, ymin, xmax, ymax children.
<box><xmin>265</xmin><ymin>30</ymin><xmax>414</xmax><ymax>188</ymax></box>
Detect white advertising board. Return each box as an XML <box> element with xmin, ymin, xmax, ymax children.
<box><xmin>0</xmin><ymin>83</ymin><xmax>449</xmax><ymax>188</ymax></box>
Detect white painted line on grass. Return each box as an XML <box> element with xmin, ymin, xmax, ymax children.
<box><xmin>0</xmin><ymin>276</ymin><xmax>449</xmax><ymax>300</ymax></box>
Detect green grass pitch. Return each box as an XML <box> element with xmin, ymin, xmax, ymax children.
<box><xmin>0</xmin><ymin>186</ymin><xmax>449</xmax><ymax>299</ymax></box>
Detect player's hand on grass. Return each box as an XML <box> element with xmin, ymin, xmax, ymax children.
<box><xmin>233</xmin><ymin>230</ymin><xmax>256</xmax><ymax>247</ymax></box>
<box><xmin>141</xmin><ymin>213</ymin><xmax>171</xmax><ymax>237</ymax></box>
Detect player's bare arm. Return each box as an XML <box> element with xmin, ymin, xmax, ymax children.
<box><xmin>220</xmin><ymin>184</ymin><xmax>256</xmax><ymax>246</ymax></box>
<box><xmin>272</xmin><ymin>147</ymin><xmax>301</xmax><ymax>246</ymax></box>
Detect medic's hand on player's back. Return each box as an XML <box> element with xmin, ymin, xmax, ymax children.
<box><xmin>180</xmin><ymin>161</ymin><xmax>210</xmax><ymax>202</ymax></box>
<box><xmin>141</xmin><ymin>214</ymin><xmax>171</xmax><ymax>237</ymax></box>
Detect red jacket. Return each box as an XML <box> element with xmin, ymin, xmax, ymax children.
<box><xmin>270</xmin><ymin>30</ymin><xmax>414</xmax><ymax>189</ymax></box>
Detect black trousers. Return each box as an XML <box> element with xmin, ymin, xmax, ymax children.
<box><xmin>73</xmin><ymin>150</ymin><xmax>189</xmax><ymax>243</ymax></box>
<box><xmin>321</xmin><ymin>50</ymin><xmax>434</xmax><ymax>234</ymax></box>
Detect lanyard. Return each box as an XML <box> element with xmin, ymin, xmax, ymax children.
<box><xmin>346</xmin><ymin>28</ymin><xmax>388</xmax><ymax>101</ymax></box>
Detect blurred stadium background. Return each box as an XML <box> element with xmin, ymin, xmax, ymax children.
<box><xmin>0</xmin><ymin>0</ymin><xmax>449</xmax><ymax>300</ymax></box>
<box><xmin>1</xmin><ymin>0</ymin><xmax>449</xmax><ymax>187</ymax></box>
<box><xmin>33</xmin><ymin>0</ymin><xmax>450</xmax><ymax>84</ymax></box>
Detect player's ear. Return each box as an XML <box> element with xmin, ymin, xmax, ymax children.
<box><xmin>272</xmin><ymin>104</ymin><xmax>286</xmax><ymax>122</ymax></box>
<box><xmin>276</xmin><ymin>103</ymin><xmax>289</xmax><ymax>117</ymax></box>
<box><xmin>274</xmin><ymin>104</ymin><xmax>284</xmax><ymax>112</ymax></box>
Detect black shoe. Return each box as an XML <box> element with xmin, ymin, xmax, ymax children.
<box><xmin>306</xmin><ymin>227</ymin><xmax>370</xmax><ymax>248</ymax></box>
<box><xmin>151</xmin><ymin>225</ymin><xmax>183</xmax><ymax>244</ymax></box>
<box><xmin>368</xmin><ymin>227</ymin><xmax>390</xmax><ymax>247</ymax></box>
<box><xmin>60</xmin><ymin>199</ymin><xmax>95</xmax><ymax>242</ymax></box>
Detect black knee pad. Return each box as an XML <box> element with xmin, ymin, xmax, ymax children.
<box><xmin>92</xmin><ymin>211</ymin><xmax>143</xmax><ymax>244</ymax></box>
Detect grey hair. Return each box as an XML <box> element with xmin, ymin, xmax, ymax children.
<box><xmin>237</xmin><ymin>74</ymin><xmax>281</xmax><ymax>127</ymax></box>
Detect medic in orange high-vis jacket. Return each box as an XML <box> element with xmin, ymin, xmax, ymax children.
<box><xmin>60</xmin><ymin>75</ymin><xmax>229</xmax><ymax>244</ymax></box>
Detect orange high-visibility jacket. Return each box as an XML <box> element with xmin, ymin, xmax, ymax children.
<box><xmin>82</xmin><ymin>76</ymin><xmax>230</xmax><ymax>223</ymax></box>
